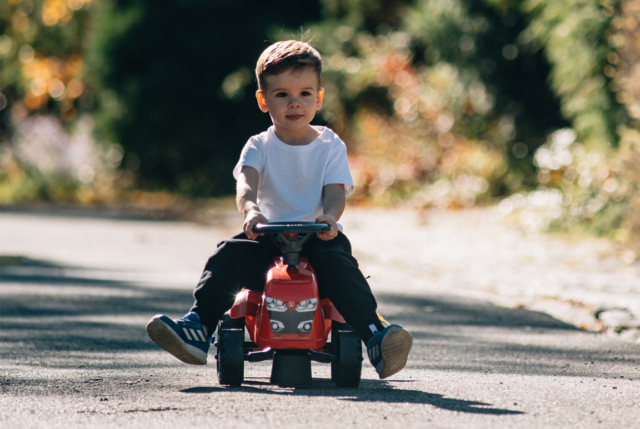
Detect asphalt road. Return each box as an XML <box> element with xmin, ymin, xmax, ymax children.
<box><xmin>1</xmin><ymin>209</ymin><xmax>639</xmax><ymax>428</ymax></box>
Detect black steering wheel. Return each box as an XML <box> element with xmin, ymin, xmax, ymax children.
<box><xmin>251</xmin><ymin>222</ymin><xmax>330</xmax><ymax>266</ymax></box>
<box><xmin>253</xmin><ymin>221</ymin><xmax>330</xmax><ymax>235</ymax></box>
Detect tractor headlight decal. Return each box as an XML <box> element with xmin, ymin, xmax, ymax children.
<box><xmin>265</xmin><ymin>297</ymin><xmax>287</xmax><ymax>312</ymax></box>
<box><xmin>297</xmin><ymin>320</ymin><xmax>313</xmax><ymax>333</ymax></box>
<box><xmin>270</xmin><ymin>320</ymin><xmax>285</xmax><ymax>333</ymax></box>
<box><xmin>295</xmin><ymin>298</ymin><xmax>318</xmax><ymax>312</ymax></box>
<box><xmin>265</xmin><ymin>296</ymin><xmax>317</xmax><ymax>334</ymax></box>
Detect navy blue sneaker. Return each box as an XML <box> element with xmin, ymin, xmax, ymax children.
<box><xmin>146</xmin><ymin>312</ymin><xmax>211</xmax><ymax>365</ymax></box>
<box><xmin>366</xmin><ymin>324</ymin><xmax>413</xmax><ymax>379</ymax></box>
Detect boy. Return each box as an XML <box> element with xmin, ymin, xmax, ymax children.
<box><xmin>146</xmin><ymin>40</ymin><xmax>412</xmax><ymax>379</ymax></box>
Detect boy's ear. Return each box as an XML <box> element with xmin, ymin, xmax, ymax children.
<box><xmin>316</xmin><ymin>88</ymin><xmax>324</xmax><ymax>110</ymax></box>
<box><xmin>256</xmin><ymin>90</ymin><xmax>269</xmax><ymax>113</ymax></box>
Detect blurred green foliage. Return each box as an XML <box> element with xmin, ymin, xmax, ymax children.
<box><xmin>2</xmin><ymin>0</ymin><xmax>639</xmax><ymax>245</ymax></box>
<box><xmin>300</xmin><ymin>0</ymin><xmax>571</xmax><ymax>207</ymax></box>
<box><xmin>0</xmin><ymin>0</ymin><xmax>93</xmax><ymax>130</ymax></box>
<box><xmin>87</xmin><ymin>0</ymin><xmax>322</xmax><ymax>196</ymax></box>
<box><xmin>498</xmin><ymin>0</ymin><xmax>640</xmax><ymax>245</ymax></box>
<box><xmin>0</xmin><ymin>0</ymin><xmax>103</xmax><ymax>203</ymax></box>
<box><xmin>519</xmin><ymin>0</ymin><xmax>622</xmax><ymax>149</ymax></box>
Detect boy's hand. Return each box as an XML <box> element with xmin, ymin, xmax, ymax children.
<box><xmin>244</xmin><ymin>210</ymin><xmax>268</xmax><ymax>240</ymax></box>
<box><xmin>316</xmin><ymin>214</ymin><xmax>338</xmax><ymax>241</ymax></box>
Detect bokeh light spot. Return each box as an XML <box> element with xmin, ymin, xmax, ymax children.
<box><xmin>19</xmin><ymin>45</ymin><xmax>35</xmax><ymax>63</ymax></box>
<box><xmin>436</xmin><ymin>113</ymin><xmax>454</xmax><ymax>133</ymax></box>
<box><xmin>0</xmin><ymin>36</ymin><xmax>14</xmax><ymax>56</ymax></box>
<box><xmin>66</xmin><ymin>79</ymin><xmax>84</xmax><ymax>99</ymax></box>
<box><xmin>78</xmin><ymin>164</ymin><xmax>95</xmax><ymax>184</ymax></box>
<box><xmin>329</xmin><ymin>54</ymin><xmax>345</xmax><ymax>71</ymax></box>
<box><xmin>31</xmin><ymin>77</ymin><xmax>47</xmax><ymax>96</ymax></box>
<box><xmin>345</xmin><ymin>57</ymin><xmax>361</xmax><ymax>74</ymax></box>
<box><xmin>459</xmin><ymin>35</ymin><xmax>475</xmax><ymax>52</ymax></box>
<box><xmin>512</xmin><ymin>142</ymin><xmax>528</xmax><ymax>158</ymax></box>
<box><xmin>336</xmin><ymin>26</ymin><xmax>354</xmax><ymax>41</ymax></box>
<box><xmin>502</xmin><ymin>44</ymin><xmax>518</xmax><ymax>60</ymax></box>
<box><xmin>48</xmin><ymin>79</ymin><xmax>65</xmax><ymax>99</ymax></box>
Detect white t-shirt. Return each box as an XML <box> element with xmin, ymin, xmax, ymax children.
<box><xmin>233</xmin><ymin>126</ymin><xmax>354</xmax><ymax>222</ymax></box>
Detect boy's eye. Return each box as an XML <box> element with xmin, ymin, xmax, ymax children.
<box><xmin>301</xmin><ymin>91</ymin><xmax>311</xmax><ymax>96</ymax></box>
<box><xmin>276</xmin><ymin>92</ymin><xmax>287</xmax><ymax>97</ymax></box>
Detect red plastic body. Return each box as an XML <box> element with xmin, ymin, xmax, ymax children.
<box><xmin>229</xmin><ymin>256</ymin><xmax>345</xmax><ymax>349</ymax></box>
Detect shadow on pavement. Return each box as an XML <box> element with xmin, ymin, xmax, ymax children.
<box><xmin>377</xmin><ymin>292</ymin><xmax>579</xmax><ymax>330</ymax></box>
<box><xmin>1</xmin><ymin>257</ymin><xmax>194</xmax><ymax>356</ymax></box>
<box><xmin>375</xmin><ymin>292</ymin><xmax>640</xmax><ymax>378</ymax></box>
<box><xmin>1</xmin><ymin>258</ymin><xmax>639</xmax><ymax>380</ymax></box>
<box><xmin>180</xmin><ymin>382</ymin><xmax>523</xmax><ymax>415</ymax></box>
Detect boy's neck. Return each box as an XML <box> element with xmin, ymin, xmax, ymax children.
<box><xmin>273</xmin><ymin>125</ymin><xmax>321</xmax><ymax>146</ymax></box>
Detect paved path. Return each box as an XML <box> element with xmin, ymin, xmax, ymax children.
<box><xmin>341</xmin><ymin>208</ymin><xmax>640</xmax><ymax>339</ymax></box>
<box><xmin>1</xmin><ymin>208</ymin><xmax>639</xmax><ymax>428</ymax></box>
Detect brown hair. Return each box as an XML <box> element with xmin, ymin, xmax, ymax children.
<box><xmin>255</xmin><ymin>40</ymin><xmax>322</xmax><ymax>90</ymax></box>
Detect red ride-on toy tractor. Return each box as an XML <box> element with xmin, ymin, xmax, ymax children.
<box><xmin>214</xmin><ymin>222</ymin><xmax>363</xmax><ymax>388</ymax></box>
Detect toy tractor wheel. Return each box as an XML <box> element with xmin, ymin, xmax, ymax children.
<box><xmin>216</xmin><ymin>312</ymin><xmax>245</xmax><ymax>386</ymax></box>
<box><xmin>331</xmin><ymin>321</ymin><xmax>362</xmax><ymax>388</ymax></box>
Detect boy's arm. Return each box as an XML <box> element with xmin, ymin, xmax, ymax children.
<box><xmin>236</xmin><ymin>165</ymin><xmax>268</xmax><ymax>239</ymax></box>
<box><xmin>316</xmin><ymin>183</ymin><xmax>346</xmax><ymax>241</ymax></box>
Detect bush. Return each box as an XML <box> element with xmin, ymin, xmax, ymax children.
<box><xmin>87</xmin><ymin>0</ymin><xmax>322</xmax><ymax>196</ymax></box>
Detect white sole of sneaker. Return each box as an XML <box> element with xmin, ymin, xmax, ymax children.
<box><xmin>146</xmin><ymin>317</ymin><xmax>208</xmax><ymax>365</ymax></box>
<box><xmin>377</xmin><ymin>326</ymin><xmax>413</xmax><ymax>379</ymax></box>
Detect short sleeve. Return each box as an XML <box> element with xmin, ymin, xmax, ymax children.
<box><xmin>233</xmin><ymin>138</ymin><xmax>263</xmax><ymax>179</ymax></box>
<box><xmin>324</xmin><ymin>139</ymin><xmax>354</xmax><ymax>195</ymax></box>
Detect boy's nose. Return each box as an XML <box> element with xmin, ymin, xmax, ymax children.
<box><xmin>288</xmin><ymin>98</ymin><xmax>301</xmax><ymax>108</ymax></box>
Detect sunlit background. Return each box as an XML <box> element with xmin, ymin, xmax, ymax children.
<box><xmin>1</xmin><ymin>0</ymin><xmax>639</xmax><ymax>247</ymax></box>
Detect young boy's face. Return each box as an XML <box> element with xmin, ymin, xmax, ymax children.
<box><xmin>256</xmin><ymin>68</ymin><xmax>324</xmax><ymax>141</ymax></box>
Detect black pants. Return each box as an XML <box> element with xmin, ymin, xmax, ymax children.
<box><xmin>190</xmin><ymin>231</ymin><xmax>383</xmax><ymax>343</ymax></box>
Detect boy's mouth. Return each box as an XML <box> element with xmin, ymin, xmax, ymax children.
<box><xmin>286</xmin><ymin>114</ymin><xmax>303</xmax><ymax>121</ymax></box>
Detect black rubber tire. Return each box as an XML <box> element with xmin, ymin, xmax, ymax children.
<box><xmin>331</xmin><ymin>321</ymin><xmax>362</xmax><ymax>388</ymax></box>
<box><xmin>216</xmin><ymin>313</ymin><xmax>245</xmax><ymax>386</ymax></box>
<box><xmin>330</xmin><ymin>321</ymin><xmax>343</xmax><ymax>383</ymax></box>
